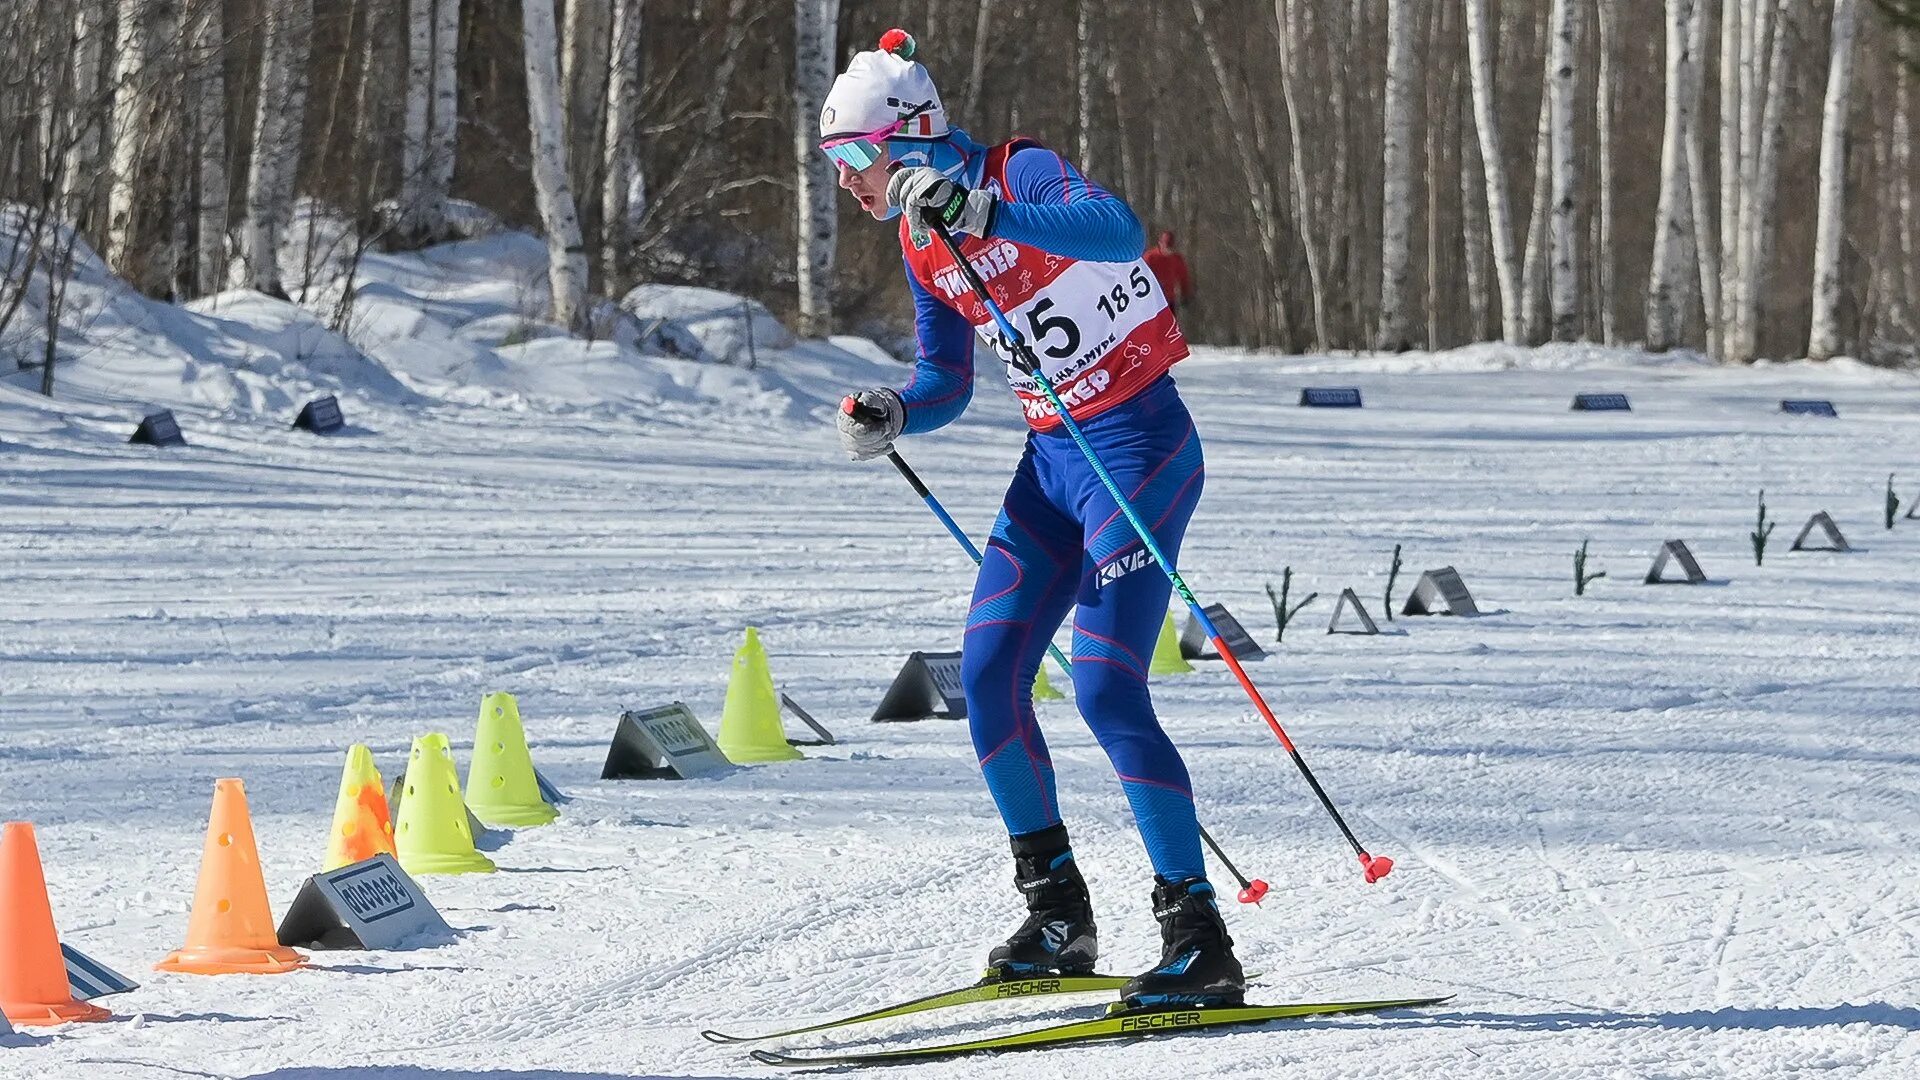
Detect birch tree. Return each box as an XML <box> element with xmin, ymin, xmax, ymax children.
<box><xmin>1809</xmin><ymin>0</ymin><xmax>1862</xmax><ymax>361</ymax></box>
<box><xmin>188</xmin><ymin>0</ymin><xmax>226</xmax><ymax>296</ymax></box>
<box><xmin>428</xmin><ymin>0</ymin><xmax>459</xmax><ymax>214</ymax></box>
<box><xmin>1275</xmin><ymin>0</ymin><xmax>1328</xmax><ymax>348</ymax></box>
<box><xmin>601</xmin><ymin>0</ymin><xmax>645</xmax><ymax>292</ymax></box>
<box><xmin>1546</xmin><ymin>0</ymin><xmax>1580</xmax><ymax>342</ymax></box>
<box><xmin>562</xmin><ymin>0</ymin><xmax>609</xmax><ymax>207</ymax></box>
<box><xmin>793</xmin><ymin>0</ymin><xmax>839</xmax><ymax>337</ymax></box>
<box><xmin>1717</xmin><ymin>0</ymin><xmax>1743</xmax><ymax>359</ymax></box>
<box><xmin>401</xmin><ymin>0</ymin><xmax>459</xmax><ymax>240</ymax></box>
<box><xmin>1520</xmin><ymin>89</ymin><xmax>1553</xmax><ymax>343</ymax></box>
<box><xmin>1647</xmin><ymin>0</ymin><xmax>1698</xmax><ymax>351</ymax></box>
<box><xmin>1687</xmin><ymin>0</ymin><xmax>1720</xmax><ymax>355</ymax></box>
<box><xmin>521</xmin><ymin>0</ymin><xmax>589</xmax><ymax>332</ymax></box>
<box><xmin>1189</xmin><ymin>0</ymin><xmax>1291</xmax><ymax>346</ymax></box>
<box><xmin>1724</xmin><ymin>0</ymin><xmax>1797</xmax><ymax>361</ymax></box>
<box><xmin>1594</xmin><ymin>0</ymin><xmax>1618</xmax><ymax>343</ymax></box>
<box><xmin>1376</xmin><ymin>0</ymin><xmax>1419</xmax><ymax>352</ymax></box>
<box><xmin>105</xmin><ymin>0</ymin><xmax>152</xmax><ymax>276</ymax></box>
<box><xmin>964</xmin><ymin>0</ymin><xmax>994</xmax><ymax>117</ymax></box>
<box><xmin>1460</xmin><ymin>123</ymin><xmax>1493</xmax><ymax>340</ymax></box>
<box><xmin>1463</xmin><ymin>0</ymin><xmax>1523</xmax><ymax>343</ymax></box>
<box><xmin>1075</xmin><ymin>1</ymin><xmax>1094</xmax><ymax>172</ymax></box>
<box><xmin>62</xmin><ymin>1</ymin><xmax>108</xmax><ymax>232</ymax></box>
<box><xmin>399</xmin><ymin>0</ymin><xmax>434</xmax><ymax>235</ymax></box>
<box><xmin>241</xmin><ymin>0</ymin><xmax>315</xmax><ymax>297</ymax></box>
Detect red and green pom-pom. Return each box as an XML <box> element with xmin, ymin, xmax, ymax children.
<box><xmin>878</xmin><ymin>28</ymin><xmax>916</xmax><ymax>59</ymax></box>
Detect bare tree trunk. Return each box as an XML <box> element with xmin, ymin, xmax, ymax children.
<box><xmin>105</xmin><ymin>0</ymin><xmax>151</xmax><ymax>276</ymax></box>
<box><xmin>1594</xmin><ymin>0</ymin><xmax>1618</xmax><ymax>344</ymax></box>
<box><xmin>1687</xmin><ymin>0</ymin><xmax>1719</xmax><ymax>353</ymax></box>
<box><xmin>400</xmin><ymin>0</ymin><xmax>434</xmax><ymax>234</ymax></box>
<box><xmin>793</xmin><ymin>0</ymin><xmax>839</xmax><ymax>337</ymax></box>
<box><xmin>562</xmin><ymin>0</ymin><xmax>610</xmax><ymax>212</ymax></box>
<box><xmin>1808</xmin><ymin>0</ymin><xmax>1860</xmax><ymax>361</ymax></box>
<box><xmin>243</xmin><ymin>0</ymin><xmax>315</xmax><ymax>297</ymax></box>
<box><xmin>522</xmin><ymin>0</ymin><xmax>588</xmax><ymax>332</ymax></box>
<box><xmin>427</xmin><ymin>0</ymin><xmax>459</xmax><ymax>212</ymax></box>
<box><xmin>1424</xmin><ymin>1</ymin><xmax>1450</xmax><ymax>348</ymax></box>
<box><xmin>964</xmin><ymin>0</ymin><xmax>994</xmax><ymax>117</ymax></box>
<box><xmin>562</xmin><ymin>0</ymin><xmax>594</xmax><ymax>100</ymax></box>
<box><xmin>189</xmin><ymin>0</ymin><xmax>227</xmax><ymax>295</ymax></box>
<box><xmin>1460</xmin><ymin>120</ymin><xmax>1492</xmax><ymax>341</ymax></box>
<box><xmin>1885</xmin><ymin>61</ymin><xmax>1917</xmax><ymax>345</ymax></box>
<box><xmin>1546</xmin><ymin>0</ymin><xmax>1580</xmax><ymax>342</ymax></box>
<box><xmin>1275</xmin><ymin>0</ymin><xmax>1328</xmax><ymax>349</ymax></box>
<box><xmin>1728</xmin><ymin>0</ymin><xmax>1794</xmax><ymax>361</ymax></box>
<box><xmin>1100</xmin><ymin>42</ymin><xmax>1141</xmax><ymax>202</ymax></box>
<box><xmin>1520</xmin><ymin>87</ymin><xmax>1552</xmax><ymax>343</ymax></box>
<box><xmin>1463</xmin><ymin>0</ymin><xmax>1523</xmax><ymax>343</ymax></box>
<box><xmin>1075</xmin><ymin>0</ymin><xmax>1093</xmax><ymax>172</ymax></box>
<box><xmin>63</xmin><ymin>0</ymin><xmax>108</xmax><ymax>233</ymax></box>
<box><xmin>1647</xmin><ymin>0</ymin><xmax>1697</xmax><ymax>351</ymax></box>
<box><xmin>601</xmin><ymin>0</ymin><xmax>645</xmax><ymax>293</ymax></box>
<box><xmin>1189</xmin><ymin>0</ymin><xmax>1292</xmax><ymax>347</ymax></box>
<box><xmin>1716</xmin><ymin>0</ymin><xmax>1742</xmax><ymax>359</ymax></box>
<box><xmin>1376</xmin><ymin>0</ymin><xmax>1418</xmax><ymax>352</ymax></box>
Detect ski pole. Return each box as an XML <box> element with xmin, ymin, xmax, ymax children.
<box><xmin>926</xmin><ymin>220</ymin><xmax>1392</xmax><ymax>884</ymax></box>
<box><xmin>848</xmin><ymin>428</ymin><xmax>1270</xmax><ymax>903</ymax></box>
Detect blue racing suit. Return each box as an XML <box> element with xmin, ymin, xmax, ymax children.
<box><xmin>893</xmin><ymin>130</ymin><xmax>1207</xmax><ymax>882</ymax></box>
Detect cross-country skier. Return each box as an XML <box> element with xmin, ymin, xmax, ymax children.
<box><xmin>824</xmin><ymin>29</ymin><xmax>1244</xmax><ymax>1010</ymax></box>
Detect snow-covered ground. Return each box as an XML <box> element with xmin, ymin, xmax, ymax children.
<box><xmin>4</xmin><ymin>225</ymin><xmax>1919</xmax><ymax>1078</ymax></box>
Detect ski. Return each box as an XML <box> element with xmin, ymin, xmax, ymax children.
<box><xmin>699</xmin><ymin>973</ymin><xmax>1133</xmax><ymax>1044</ymax></box>
<box><xmin>747</xmin><ymin>995</ymin><xmax>1453</xmax><ymax>1067</ymax></box>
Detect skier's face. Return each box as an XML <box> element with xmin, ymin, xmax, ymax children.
<box><xmin>837</xmin><ymin>154</ymin><xmax>893</xmax><ymax>220</ymax></box>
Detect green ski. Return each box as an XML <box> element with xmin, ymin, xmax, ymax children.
<box><xmin>700</xmin><ymin>973</ymin><xmax>1133</xmax><ymax>1044</ymax></box>
<box><xmin>747</xmin><ymin>995</ymin><xmax>1453</xmax><ymax>1067</ymax></box>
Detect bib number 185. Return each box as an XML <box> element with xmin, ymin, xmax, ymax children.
<box><xmin>1095</xmin><ymin>267</ymin><xmax>1154</xmax><ymax>322</ymax></box>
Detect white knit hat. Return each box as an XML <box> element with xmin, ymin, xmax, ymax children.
<box><xmin>819</xmin><ymin>29</ymin><xmax>947</xmax><ymax>141</ymax></box>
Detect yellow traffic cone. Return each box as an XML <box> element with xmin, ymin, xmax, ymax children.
<box><xmin>393</xmin><ymin>734</ymin><xmax>495</xmax><ymax>875</ymax></box>
<box><xmin>465</xmin><ymin>692</ymin><xmax>557</xmax><ymax>828</ymax></box>
<box><xmin>716</xmin><ymin>628</ymin><xmax>801</xmax><ymax>764</ymax></box>
<box><xmin>1033</xmin><ymin>660</ymin><xmax>1066</xmax><ymax>700</ymax></box>
<box><xmin>1150</xmin><ymin>612</ymin><xmax>1194</xmax><ymax>676</ymax></box>
<box><xmin>324</xmin><ymin>745</ymin><xmax>395</xmax><ymax>871</ymax></box>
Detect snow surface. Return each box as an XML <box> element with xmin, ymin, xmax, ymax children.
<box><xmin>4</xmin><ymin>226</ymin><xmax>1920</xmax><ymax>1078</ymax></box>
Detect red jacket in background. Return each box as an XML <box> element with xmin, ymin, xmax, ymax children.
<box><xmin>1143</xmin><ymin>233</ymin><xmax>1193</xmax><ymax>306</ymax></box>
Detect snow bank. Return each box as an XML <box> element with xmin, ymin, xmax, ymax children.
<box><xmin>619</xmin><ymin>283</ymin><xmax>798</xmax><ymax>367</ymax></box>
<box><xmin>1</xmin><ymin>202</ymin><xmax>905</xmax><ymax>447</ymax></box>
<box><xmin>0</xmin><ymin>206</ymin><xmax>422</xmax><ymax>443</ymax></box>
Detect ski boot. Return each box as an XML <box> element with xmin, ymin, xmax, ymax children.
<box><xmin>985</xmin><ymin>824</ymin><xmax>1098</xmax><ymax>979</ymax></box>
<box><xmin>1120</xmin><ymin>876</ymin><xmax>1246</xmax><ymax>1010</ymax></box>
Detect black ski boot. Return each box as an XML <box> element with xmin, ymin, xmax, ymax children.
<box><xmin>985</xmin><ymin>824</ymin><xmax>1098</xmax><ymax>979</ymax></box>
<box><xmin>1121</xmin><ymin>876</ymin><xmax>1246</xmax><ymax>1010</ymax></box>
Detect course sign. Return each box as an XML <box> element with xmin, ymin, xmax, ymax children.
<box><xmin>277</xmin><ymin>853</ymin><xmax>452</xmax><ymax>951</ymax></box>
<box><xmin>603</xmin><ymin>702</ymin><xmax>731</xmax><ymax>779</ymax></box>
<box><xmin>1299</xmin><ymin>387</ymin><xmax>1363</xmax><ymax>408</ymax></box>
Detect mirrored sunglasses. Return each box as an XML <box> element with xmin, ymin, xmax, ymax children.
<box><xmin>819</xmin><ymin>100</ymin><xmax>934</xmax><ymax>171</ymax></box>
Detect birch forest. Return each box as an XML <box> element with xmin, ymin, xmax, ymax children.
<box><xmin>4</xmin><ymin>0</ymin><xmax>1919</xmax><ymax>367</ymax></box>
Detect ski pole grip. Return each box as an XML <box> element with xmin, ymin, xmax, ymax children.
<box><xmin>842</xmin><ymin>395</ymin><xmax>888</xmax><ymax>424</ymax></box>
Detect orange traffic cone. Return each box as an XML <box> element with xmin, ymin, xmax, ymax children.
<box><xmin>156</xmin><ymin>779</ymin><xmax>307</xmax><ymax>975</ymax></box>
<box><xmin>0</xmin><ymin>822</ymin><xmax>110</xmax><ymax>1025</ymax></box>
<box><xmin>324</xmin><ymin>745</ymin><xmax>395</xmax><ymax>870</ymax></box>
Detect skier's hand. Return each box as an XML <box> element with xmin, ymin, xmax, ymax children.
<box><xmin>887</xmin><ymin>166</ymin><xmax>995</xmax><ymax>241</ymax></box>
<box><xmin>836</xmin><ymin>388</ymin><xmax>905</xmax><ymax>461</ymax></box>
